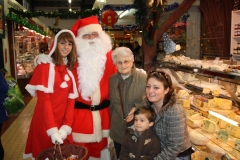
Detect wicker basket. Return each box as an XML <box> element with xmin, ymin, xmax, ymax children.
<box><xmin>36</xmin><ymin>143</ymin><xmax>88</xmax><ymax>160</ymax></box>
<box><xmin>191</xmin><ymin>151</ymin><xmax>217</xmax><ymax>160</ymax></box>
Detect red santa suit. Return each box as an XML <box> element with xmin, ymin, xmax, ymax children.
<box><xmin>23</xmin><ymin>30</ymin><xmax>78</xmax><ymax>159</ymax></box>
<box><xmin>69</xmin><ymin>16</ymin><xmax>117</xmax><ymax>159</ymax></box>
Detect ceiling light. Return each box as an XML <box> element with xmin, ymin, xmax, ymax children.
<box><xmin>119</xmin><ymin>10</ymin><xmax>129</xmax><ymax>18</ymax></box>
<box><xmin>68</xmin><ymin>0</ymin><xmax>71</xmax><ymax>3</ymax></box>
<box><xmin>209</xmin><ymin>110</ymin><xmax>239</xmax><ymax>126</ymax></box>
<box><xmin>69</xmin><ymin>8</ymin><xmax>72</xmax><ymax>11</ymax></box>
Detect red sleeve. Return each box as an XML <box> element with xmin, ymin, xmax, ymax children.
<box><xmin>37</xmin><ymin>90</ymin><xmax>55</xmax><ymax>130</ymax></box>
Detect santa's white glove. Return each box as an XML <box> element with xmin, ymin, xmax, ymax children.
<box><xmin>50</xmin><ymin>132</ymin><xmax>63</xmax><ymax>144</ymax></box>
<box><xmin>58</xmin><ymin>125</ymin><xmax>72</xmax><ymax>140</ymax></box>
<box><xmin>34</xmin><ymin>54</ymin><xmax>52</xmax><ymax>67</ymax></box>
<box><xmin>136</xmin><ymin>68</ymin><xmax>146</xmax><ymax>74</ymax></box>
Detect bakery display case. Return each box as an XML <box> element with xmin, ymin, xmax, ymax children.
<box><xmin>156</xmin><ymin>58</ymin><xmax>240</xmax><ymax>159</ymax></box>
<box><xmin>15</xmin><ymin>30</ymin><xmax>41</xmax><ymax>79</ymax></box>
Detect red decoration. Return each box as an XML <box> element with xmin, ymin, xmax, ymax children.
<box><xmin>101</xmin><ymin>9</ymin><xmax>118</xmax><ymax>26</ymax></box>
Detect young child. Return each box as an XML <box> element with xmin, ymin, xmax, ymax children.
<box><xmin>119</xmin><ymin>106</ymin><xmax>161</xmax><ymax>160</ymax></box>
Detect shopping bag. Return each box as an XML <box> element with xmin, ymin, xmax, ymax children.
<box><xmin>36</xmin><ymin>142</ymin><xmax>88</xmax><ymax>160</ymax></box>
<box><xmin>1</xmin><ymin>68</ymin><xmax>25</xmax><ymax>116</ymax></box>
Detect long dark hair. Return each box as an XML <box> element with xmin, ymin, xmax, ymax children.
<box><xmin>51</xmin><ymin>32</ymin><xmax>77</xmax><ymax>70</ymax></box>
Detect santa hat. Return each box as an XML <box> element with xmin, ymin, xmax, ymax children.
<box><xmin>49</xmin><ymin>29</ymin><xmax>76</xmax><ymax>56</ymax></box>
<box><xmin>71</xmin><ymin>16</ymin><xmax>102</xmax><ymax>37</ymax></box>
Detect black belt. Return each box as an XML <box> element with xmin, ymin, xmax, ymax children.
<box><xmin>75</xmin><ymin>100</ymin><xmax>110</xmax><ymax>111</ymax></box>
<box><xmin>177</xmin><ymin>147</ymin><xmax>194</xmax><ymax>157</ymax></box>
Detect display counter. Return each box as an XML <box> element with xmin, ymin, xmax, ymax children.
<box><xmin>156</xmin><ymin>60</ymin><xmax>240</xmax><ymax>159</ymax></box>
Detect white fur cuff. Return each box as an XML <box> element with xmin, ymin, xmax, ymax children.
<box><xmin>47</xmin><ymin>127</ymin><xmax>58</xmax><ymax>136</ymax></box>
<box><xmin>60</xmin><ymin>125</ymin><xmax>72</xmax><ymax>135</ymax></box>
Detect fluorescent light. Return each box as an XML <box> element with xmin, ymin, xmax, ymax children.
<box><xmin>209</xmin><ymin>110</ymin><xmax>239</xmax><ymax>126</ymax></box>
<box><xmin>119</xmin><ymin>10</ymin><xmax>129</xmax><ymax>18</ymax></box>
<box><xmin>68</xmin><ymin>0</ymin><xmax>71</xmax><ymax>3</ymax></box>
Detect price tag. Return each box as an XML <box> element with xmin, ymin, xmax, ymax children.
<box><xmin>195</xmin><ymin>99</ymin><xmax>202</xmax><ymax>108</ymax></box>
<box><xmin>208</xmin><ymin>114</ymin><xmax>219</xmax><ymax>123</ymax></box>
<box><xmin>234</xmin><ymin>139</ymin><xmax>240</xmax><ymax>151</ymax></box>
<box><xmin>202</xmin><ymin>88</ymin><xmax>210</xmax><ymax>94</ymax></box>
<box><xmin>212</xmin><ymin>90</ymin><xmax>219</xmax><ymax>97</ymax></box>
<box><xmin>227</xmin><ymin>112</ymin><xmax>236</xmax><ymax>120</ymax></box>
<box><xmin>202</xmin><ymin>119</ymin><xmax>210</xmax><ymax>129</ymax></box>
<box><xmin>217</xmin><ymin>129</ymin><xmax>229</xmax><ymax>142</ymax></box>
<box><xmin>183</xmin><ymin>73</ymin><xmax>189</xmax><ymax>81</ymax></box>
<box><xmin>202</xmin><ymin>119</ymin><xmax>216</xmax><ymax>134</ymax></box>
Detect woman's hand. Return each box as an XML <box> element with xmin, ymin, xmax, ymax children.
<box><xmin>125</xmin><ymin>108</ymin><xmax>136</xmax><ymax>122</ymax></box>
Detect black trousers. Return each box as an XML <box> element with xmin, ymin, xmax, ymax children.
<box><xmin>113</xmin><ymin>141</ymin><xmax>121</xmax><ymax>159</ymax></box>
<box><xmin>0</xmin><ymin>123</ymin><xmax>4</xmax><ymax>160</ymax></box>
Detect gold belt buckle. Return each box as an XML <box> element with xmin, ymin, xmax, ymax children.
<box><xmin>90</xmin><ymin>105</ymin><xmax>95</xmax><ymax>111</ymax></box>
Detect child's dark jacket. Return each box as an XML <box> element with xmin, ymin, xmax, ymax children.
<box><xmin>120</xmin><ymin>128</ymin><xmax>161</xmax><ymax>160</ymax></box>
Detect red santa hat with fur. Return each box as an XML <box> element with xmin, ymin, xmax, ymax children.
<box><xmin>71</xmin><ymin>16</ymin><xmax>102</xmax><ymax>37</ymax></box>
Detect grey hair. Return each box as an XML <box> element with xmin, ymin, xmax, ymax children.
<box><xmin>112</xmin><ymin>47</ymin><xmax>134</xmax><ymax>64</ymax></box>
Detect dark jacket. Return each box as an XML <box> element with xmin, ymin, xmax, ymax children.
<box><xmin>120</xmin><ymin>128</ymin><xmax>161</xmax><ymax>160</ymax></box>
<box><xmin>0</xmin><ymin>72</ymin><xmax>8</xmax><ymax>124</ymax></box>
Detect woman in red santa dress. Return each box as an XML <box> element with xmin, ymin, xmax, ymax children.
<box><xmin>23</xmin><ymin>30</ymin><xmax>78</xmax><ymax>159</ymax></box>
<box><xmin>69</xmin><ymin>16</ymin><xmax>117</xmax><ymax>160</ymax></box>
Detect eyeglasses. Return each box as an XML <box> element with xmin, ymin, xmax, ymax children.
<box><xmin>82</xmin><ymin>32</ymin><xmax>99</xmax><ymax>39</ymax></box>
<box><xmin>149</xmin><ymin>70</ymin><xmax>170</xmax><ymax>84</ymax></box>
<box><xmin>116</xmin><ymin>60</ymin><xmax>131</xmax><ymax>66</ymax></box>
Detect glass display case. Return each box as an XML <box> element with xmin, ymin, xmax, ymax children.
<box><xmin>14</xmin><ymin>28</ymin><xmax>47</xmax><ymax>79</ymax></box>
<box><xmin>156</xmin><ymin>60</ymin><xmax>240</xmax><ymax>159</ymax></box>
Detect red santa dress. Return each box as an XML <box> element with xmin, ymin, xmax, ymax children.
<box><xmin>23</xmin><ymin>30</ymin><xmax>78</xmax><ymax>159</ymax></box>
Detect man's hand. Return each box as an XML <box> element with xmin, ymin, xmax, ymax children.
<box><xmin>34</xmin><ymin>54</ymin><xmax>52</xmax><ymax>67</ymax></box>
<box><xmin>136</xmin><ymin>68</ymin><xmax>146</xmax><ymax>74</ymax></box>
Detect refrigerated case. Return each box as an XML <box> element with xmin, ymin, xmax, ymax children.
<box><xmin>7</xmin><ymin>21</ymin><xmax>50</xmax><ymax>94</ymax></box>
<box><xmin>156</xmin><ymin>60</ymin><xmax>240</xmax><ymax>159</ymax></box>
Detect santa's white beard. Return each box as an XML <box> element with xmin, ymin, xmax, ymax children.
<box><xmin>75</xmin><ymin>33</ymin><xmax>111</xmax><ymax>101</ymax></box>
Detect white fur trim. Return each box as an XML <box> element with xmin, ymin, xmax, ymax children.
<box><xmin>25</xmin><ymin>63</ymin><xmax>55</xmax><ymax>97</ymax></box>
<box><xmin>77</xmin><ymin>24</ymin><xmax>102</xmax><ymax>37</ymax></box>
<box><xmin>64</xmin><ymin>74</ymin><xmax>70</xmax><ymax>81</ymax></box>
<box><xmin>23</xmin><ymin>153</ymin><xmax>33</xmax><ymax>159</ymax></box>
<box><xmin>89</xmin><ymin>157</ymin><xmax>100</xmax><ymax>160</ymax></box>
<box><xmin>92</xmin><ymin>88</ymin><xmax>100</xmax><ymax>105</ymax></box>
<box><xmin>60</xmin><ymin>125</ymin><xmax>72</xmax><ymax>135</ymax></box>
<box><xmin>47</xmin><ymin>127</ymin><xmax>58</xmax><ymax>136</ymax></box>
<box><xmin>72</xmin><ymin>111</ymin><xmax>102</xmax><ymax>143</ymax></box>
<box><xmin>49</xmin><ymin>29</ymin><xmax>76</xmax><ymax>57</ymax></box>
<box><xmin>60</xmin><ymin>81</ymin><xmax>68</xmax><ymax>88</ymax></box>
<box><xmin>102</xmin><ymin>129</ymin><xmax>109</xmax><ymax>138</ymax></box>
<box><xmin>67</xmin><ymin>69</ymin><xmax>79</xmax><ymax>99</ymax></box>
<box><xmin>93</xmin><ymin>111</ymin><xmax>102</xmax><ymax>142</ymax></box>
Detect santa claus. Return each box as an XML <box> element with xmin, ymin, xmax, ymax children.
<box><xmin>69</xmin><ymin>16</ymin><xmax>117</xmax><ymax>159</ymax></box>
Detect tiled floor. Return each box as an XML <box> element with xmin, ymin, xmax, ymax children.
<box><xmin>2</xmin><ymin>95</ymin><xmax>117</xmax><ymax>160</ymax></box>
<box><xmin>2</xmin><ymin>96</ymin><xmax>36</xmax><ymax>160</ymax></box>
